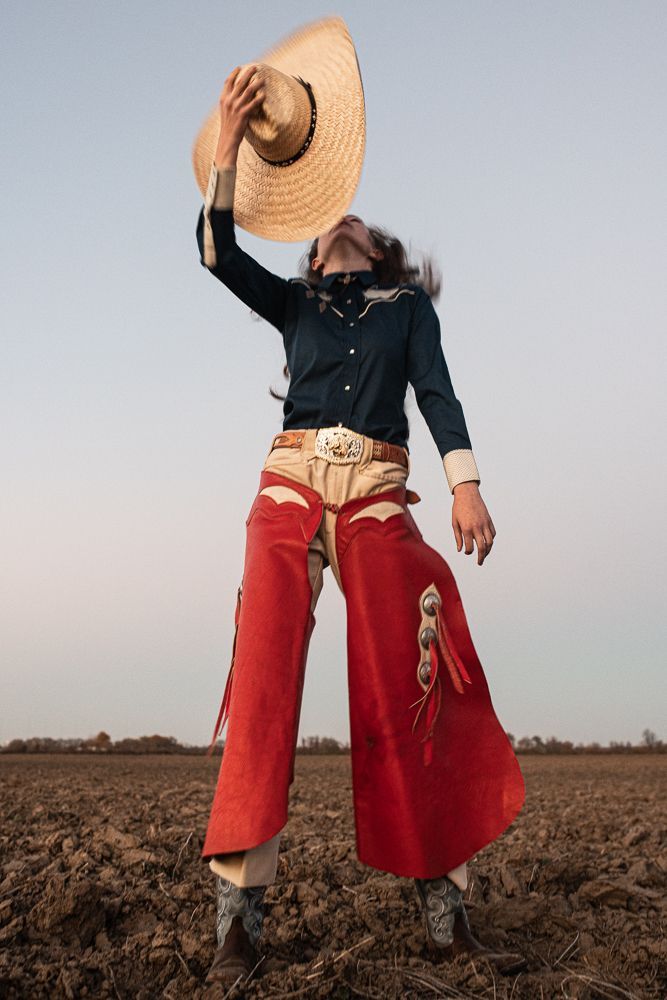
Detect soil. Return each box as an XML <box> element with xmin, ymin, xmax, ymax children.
<box><xmin>0</xmin><ymin>753</ymin><xmax>664</xmax><ymax>999</ymax></box>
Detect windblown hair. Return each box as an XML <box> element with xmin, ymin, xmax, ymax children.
<box><xmin>269</xmin><ymin>223</ymin><xmax>442</xmax><ymax>401</ymax></box>
<box><xmin>299</xmin><ymin>224</ymin><xmax>442</xmax><ymax>299</ymax></box>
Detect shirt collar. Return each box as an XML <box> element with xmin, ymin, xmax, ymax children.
<box><xmin>317</xmin><ymin>269</ymin><xmax>377</xmax><ymax>290</ymax></box>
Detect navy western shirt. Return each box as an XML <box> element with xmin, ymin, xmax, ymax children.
<box><xmin>195</xmin><ymin>184</ymin><xmax>479</xmax><ymax>485</ymax></box>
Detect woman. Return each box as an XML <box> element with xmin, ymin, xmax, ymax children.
<box><xmin>197</xmin><ymin>65</ymin><xmax>526</xmax><ymax>987</ymax></box>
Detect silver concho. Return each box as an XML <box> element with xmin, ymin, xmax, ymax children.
<box><xmin>420</xmin><ymin>626</ymin><xmax>437</xmax><ymax>649</ymax></box>
<box><xmin>422</xmin><ymin>592</ymin><xmax>441</xmax><ymax>616</ymax></box>
<box><xmin>418</xmin><ymin>661</ymin><xmax>432</xmax><ymax>684</ymax></box>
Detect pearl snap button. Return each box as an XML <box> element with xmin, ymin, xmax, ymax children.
<box><xmin>344</xmin><ymin>385</ymin><xmax>351</xmax><ymax>391</ymax></box>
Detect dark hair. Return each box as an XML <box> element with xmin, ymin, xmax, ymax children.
<box><xmin>300</xmin><ymin>224</ymin><xmax>442</xmax><ymax>298</ymax></box>
<box><xmin>269</xmin><ymin>222</ymin><xmax>442</xmax><ymax>401</ymax></box>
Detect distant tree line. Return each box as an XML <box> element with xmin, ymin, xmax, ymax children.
<box><xmin>0</xmin><ymin>732</ymin><xmax>195</xmax><ymax>755</ymax></box>
<box><xmin>0</xmin><ymin>731</ymin><xmax>351</xmax><ymax>756</ymax></box>
<box><xmin>504</xmin><ymin>728</ymin><xmax>664</xmax><ymax>754</ymax></box>
<box><xmin>1</xmin><ymin>728</ymin><xmax>663</xmax><ymax>755</ymax></box>
<box><xmin>298</xmin><ymin>735</ymin><xmax>349</xmax><ymax>754</ymax></box>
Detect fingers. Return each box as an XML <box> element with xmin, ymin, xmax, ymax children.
<box><xmin>221</xmin><ymin>66</ymin><xmax>241</xmax><ymax>100</ymax></box>
<box><xmin>218</xmin><ymin>65</ymin><xmax>264</xmax><ymax>133</ymax></box>
<box><xmin>243</xmin><ymin>81</ymin><xmax>265</xmax><ymax>108</ymax></box>
<box><xmin>454</xmin><ymin>519</ymin><xmax>495</xmax><ymax>565</ymax></box>
<box><xmin>473</xmin><ymin>529</ymin><xmax>489</xmax><ymax>566</ymax></box>
<box><xmin>234</xmin><ymin>64</ymin><xmax>260</xmax><ymax>95</ymax></box>
<box><xmin>221</xmin><ymin>64</ymin><xmax>260</xmax><ymax>102</ymax></box>
<box><xmin>452</xmin><ymin>490</ymin><xmax>496</xmax><ymax>565</ymax></box>
<box><xmin>452</xmin><ymin>517</ymin><xmax>463</xmax><ymax>552</ymax></box>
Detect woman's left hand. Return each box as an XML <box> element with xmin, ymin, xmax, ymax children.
<box><xmin>452</xmin><ymin>482</ymin><xmax>495</xmax><ymax>565</ymax></box>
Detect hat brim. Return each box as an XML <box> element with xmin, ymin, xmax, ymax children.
<box><xmin>192</xmin><ymin>16</ymin><xmax>366</xmax><ymax>242</ymax></box>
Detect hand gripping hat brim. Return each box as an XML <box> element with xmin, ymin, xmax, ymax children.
<box><xmin>192</xmin><ymin>16</ymin><xmax>366</xmax><ymax>242</ymax></box>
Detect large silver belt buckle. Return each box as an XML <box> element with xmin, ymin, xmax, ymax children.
<box><xmin>315</xmin><ymin>427</ymin><xmax>363</xmax><ymax>464</ymax></box>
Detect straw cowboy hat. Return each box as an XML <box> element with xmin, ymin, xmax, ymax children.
<box><xmin>192</xmin><ymin>16</ymin><xmax>366</xmax><ymax>242</ymax></box>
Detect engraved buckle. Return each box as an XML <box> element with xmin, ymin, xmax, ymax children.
<box><xmin>315</xmin><ymin>427</ymin><xmax>364</xmax><ymax>464</ymax></box>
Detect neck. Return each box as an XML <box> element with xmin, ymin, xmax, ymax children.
<box><xmin>321</xmin><ymin>253</ymin><xmax>374</xmax><ymax>276</ymax></box>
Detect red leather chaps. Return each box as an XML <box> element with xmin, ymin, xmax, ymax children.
<box><xmin>201</xmin><ymin>468</ymin><xmax>525</xmax><ymax>879</ymax></box>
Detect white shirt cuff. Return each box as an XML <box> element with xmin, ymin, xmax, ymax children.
<box><xmin>202</xmin><ymin>163</ymin><xmax>237</xmax><ymax>268</ymax></box>
<box><xmin>205</xmin><ymin>162</ymin><xmax>237</xmax><ymax>211</ymax></box>
<box><xmin>443</xmin><ymin>449</ymin><xmax>481</xmax><ymax>493</ymax></box>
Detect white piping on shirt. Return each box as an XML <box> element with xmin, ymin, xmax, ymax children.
<box><xmin>358</xmin><ymin>287</ymin><xmax>416</xmax><ymax>319</ymax></box>
<box><xmin>292</xmin><ymin>280</ymin><xmax>416</xmax><ymax>321</ymax></box>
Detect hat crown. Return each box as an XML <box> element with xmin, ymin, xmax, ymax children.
<box><xmin>243</xmin><ymin>64</ymin><xmax>314</xmax><ymax>165</ymax></box>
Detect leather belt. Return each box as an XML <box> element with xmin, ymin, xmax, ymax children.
<box><xmin>270</xmin><ymin>428</ymin><xmax>409</xmax><ymax>469</ymax></box>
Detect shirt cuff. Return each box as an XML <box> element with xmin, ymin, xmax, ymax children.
<box><xmin>205</xmin><ymin>162</ymin><xmax>237</xmax><ymax>211</ymax></box>
<box><xmin>443</xmin><ymin>449</ymin><xmax>481</xmax><ymax>493</ymax></box>
<box><xmin>202</xmin><ymin>164</ymin><xmax>237</xmax><ymax>268</ymax></box>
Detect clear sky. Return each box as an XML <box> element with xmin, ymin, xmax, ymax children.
<box><xmin>2</xmin><ymin>1</ymin><xmax>665</xmax><ymax>748</ymax></box>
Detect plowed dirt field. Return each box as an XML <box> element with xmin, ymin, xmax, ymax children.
<box><xmin>0</xmin><ymin>753</ymin><xmax>664</xmax><ymax>998</ymax></box>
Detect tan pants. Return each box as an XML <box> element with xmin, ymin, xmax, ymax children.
<box><xmin>209</xmin><ymin>428</ymin><xmax>469</xmax><ymax>892</ymax></box>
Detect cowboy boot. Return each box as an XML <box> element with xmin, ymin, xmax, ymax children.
<box><xmin>204</xmin><ymin>875</ymin><xmax>266</xmax><ymax>988</ymax></box>
<box><xmin>414</xmin><ymin>875</ymin><xmax>528</xmax><ymax>976</ymax></box>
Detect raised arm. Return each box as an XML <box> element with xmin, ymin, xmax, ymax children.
<box><xmin>196</xmin><ymin>65</ymin><xmax>290</xmax><ymax>334</ymax></box>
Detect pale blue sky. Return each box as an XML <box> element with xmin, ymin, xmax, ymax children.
<box><xmin>2</xmin><ymin>1</ymin><xmax>665</xmax><ymax>747</ymax></box>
